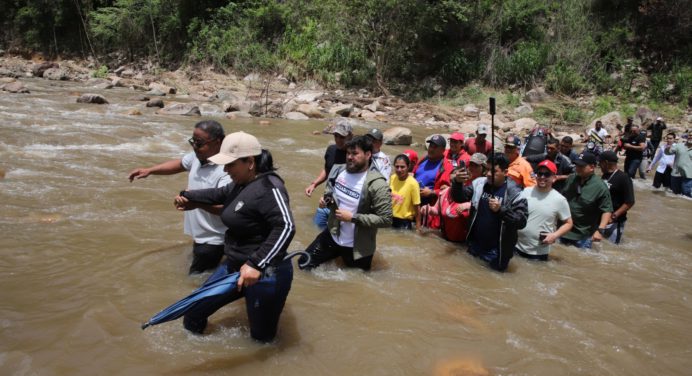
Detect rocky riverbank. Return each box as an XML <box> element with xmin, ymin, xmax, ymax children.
<box><xmin>1</xmin><ymin>55</ymin><xmax>690</xmax><ymax>145</ymax></box>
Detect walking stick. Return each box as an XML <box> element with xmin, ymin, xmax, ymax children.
<box><xmin>489</xmin><ymin>97</ymin><xmax>496</xmax><ymax>186</ymax></box>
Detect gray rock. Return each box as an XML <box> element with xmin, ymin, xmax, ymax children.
<box><xmin>383</xmin><ymin>126</ymin><xmax>413</xmax><ymax>145</ymax></box>
<box><xmin>364</xmin><ymin>100</ymin><xmax>380</xmax><ymax>113</ymax></box>
<box><xmin>149</xmin><ymin>82</ymin><xmax>176</xmax><ymax>94</ymax></box>
<box><xmin>296</xmin><ymin>103</ymin><xmax>325</xmax><ymax>118</ymax></box>
<box><xmin>329</xmin><ymin>103</ymin><xmax>354</xmax><ymax>117</ymax></box>
<box><xmin>120</xmin><ymin>69</ymin><xmax>135</xmax><ymax>78</ymax></box>
<box><xmin>226</xmin><ymin>111</ymin><xmax>253</xmax><ymax>119</ymax></box>
<box><xmin>635</xmin><ymin>107</ymin><xmax>656</xmax><ymax>127</ymax></box>
<box><xmin>32</xmin><ymin>62</ymin><xmax>59</xmax><ymax>77</ymax></box>
<box><xmin>77</xmin><ymin>94</ymin><xmax>109</xmax><ymax>104</ymax></box>
<box><xmin>523</xmin><ymin>88</ymin><xmax>547</xmax><ymax>103</ymax></box>
<box><xmin>284</xmin><ymin>112</ymin><xmax>310</xmax><ymax>120</ymax></box>
<box><xmin>156</xmin><ymin>103</ymin><xmax>200</xmax><ymax>116</ymax></box>
<box><xmin>590</xmin><ymin>111</ymin><xmax>622</xmax><ymax>133</ymax></box>
<box><xmin>43</xmin><ymin>68</ymin><xmax>68</xmax><ymax>81</ymax></box>
<box><xmin>2</xmin><ymin>81</ymin><xmax>29</xmax><ymax>93</ymax></box>
<box><xmin>131</xmin><ymin>95</ymin><xmax>150</xmax><ymax>101</ymax></box>
<box><xmin>0</xmin><ymin>68</ymin><xmax>19</xmax><ymax>78</ymax></box>
<box><xmin>514</xmin><ymin>103</ymin><xmax>533</xmax><ymax>115</ymax></box>
<box><xmin>243</xmin><ymin>73</ymin><xmax>261</xmax><ymax>82</ymax></box>
<box><xmin>146</xmin><ymin>89</ymin><xmax>166</xmax><ymax>96</ymax></box>
<box><xmin>215</xmin><ymin>90</ymin><xmax>238</xmax><ymax>101</ymax></box>
<box><xmin>146</xmin><ymin>98</ymin><xmax>164</xmax><ymax>108</ymax></box>
<box><xmin>295</xmin><ymin>91</ymin><xmax>324</xmax><ymax>103</ymax></box>
<box><xmin>463</xmin><ymin>104</ymin><xmax>479</xmax><ymax>118</ymax></box>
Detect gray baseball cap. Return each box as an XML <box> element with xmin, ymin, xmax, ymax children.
<box><xmin>332</xmin><ymin>118</ymin><xmax>353</xmax><ymax>136</ymax></box>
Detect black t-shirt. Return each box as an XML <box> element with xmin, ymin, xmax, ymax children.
<box><xmin>647</xmin><ymin>122</ymin><xmax>667</xmax><ymax>142</ymax></box>
<box><xmin>324</xmin><ymin>144</ymin><xmax>347</xmax><ymax>175</ymax></box>
<box><xmin>623</xmin><ymin>132</ymin><xmax>646</xmax><ymax>159</ymax></box>
<box><xmin>602</xmin><ymin>170</ymin><xmax>634</xmax><ymax>222</ymax></box>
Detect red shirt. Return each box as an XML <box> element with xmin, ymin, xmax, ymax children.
<box><xmin>464</xmin><ymin>138</ymin><xmax>492</xmax><ymax>155</ymax></box>
<box><xmin>444</xmin><ymin>149</ymin><xmax>471</xmax><ymax>168</ymax></box>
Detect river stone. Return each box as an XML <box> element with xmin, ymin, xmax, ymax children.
<box><xmin>364</xmin><ymin>100</ymin><xmax>380</xmax><ymax>113</ymax></box>
<box><xmin>199</xmin><ymin>104</ymin><xmax>225</xmax><ymax>117</ymax></box>
<box><xmin>120</xmin><ymin>69</ymin><xmax>135</xmax><ymax>78</ymax></box>
<box><xmin>463</xmin><ymin>104</ymin><xmax>479</xmax><ymax>118</ymax></box>
<box><xmin>0</xmin><ymin>67</ymin><xmax>19</xmax><ymax>78</ymax></box>
<box><xmin>126</xmin><ymin>109</ymin><xmax>142</xmax><ymax>116</ymax></box>
<box><xmin>43</xmin><ymin>67</ymin><xmax>68</xmax><ymax>81</ymax></box>
<box><xmin>383</xmin><ymin>126</ymin><xmax>413</xmax><ymax>145</ymax></box>
<box><xmin>149</xmin><ymin>82</ymin><xmax>176</xmax><ymax>94</ymax></box>
<box><xmin>635</xmin><ymin>107</ymin><xmax>656</xmax><ymax>127</ymax></box>
<box><xmin>146</xmin><ymin>98</ymin><xmax>164</xmax><ymax>108</ymax></box>
<box><xmin>284</xmin><ymin>111</ymin><xmax>309</xmax><ymax>120</ymax></box>
<box><xmin>524</xmin><ymin>88</ymin><xmax>547</xmax><ymax>103</ymax></box>
<box><xmin>32</xmin><ymin>62</ymin><xmax>59</xmax><ymax>78</ymax></box>
<box><xmin>226</xmin><ymin>111</ymin><xmax>253</xmax><ymax>119</ymax></box>
<box><xmin>156</xmin><ymin>103</ymin><xmax>201</xmax><ymax>116</ymax></box>
<box><xmin>296</xmin><ymin>103</ymin><xmax>325</xmax><ymax>118</ymax></box>
<box><xmin>130</xmin><ymin>95</ymin><xmax>149</xmax><ymax>102</ymax></box>
<box><xmin>2</xmin><ymin>81</ymin><xmax>29</xmax><ymax>93</ymax></box>
<box><xmin>146</xmin><ymin>88</ymin><xmax>166</xmax><ymax>96</ymax></box>
<box><xmin>214</xmin><ymin>90</ymin><xmax>238</xmax><ymax>101</ymax></box>
<box><xmin>514</xmin><ymin>103</ymin><xmax>533</xmax><ymax>115</ymax></box>
<box><xmin>512</xmin><ymin>118</ymin><xmax>538</xmax><ymax>134</ymax></box>
<box><xmin>77</xmin><ymin>94</ymin><xmax>109</xmax><ymax>104</ymax></box>
<box><xmin>295</xmin><ymin>91</ymin><xmax>324</xmax><ymax>103</ymax></box>
<box><xmin>243</xmin><ymin>73</ymin><xmax>261</xmax><ymax>82</ymax></box>
<box><xmin>329</xmin><ymin>103</ymin><xmax>354</xmax><ymax>117</ymax></box>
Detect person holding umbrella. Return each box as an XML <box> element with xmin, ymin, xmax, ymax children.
<box><xmin>172</xmin><ymin>131</ymin><xmax>296</xmax><ymax>342</ymax></box>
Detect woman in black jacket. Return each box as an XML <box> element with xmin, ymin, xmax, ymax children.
<box><xmin>174</xmin><ymin>131</ymin><xmax>295</xmax><ymax>342</ymax></box>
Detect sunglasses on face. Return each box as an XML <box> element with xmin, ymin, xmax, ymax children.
<box><xmin>188</xmin><ymin>137</ymin><xmax>212</xmax><ymax>149</ymax></box>
<box><xmin>536</xmin><ymin>171</ymin><xmax>554</xmax><ymax>178</ymax></box>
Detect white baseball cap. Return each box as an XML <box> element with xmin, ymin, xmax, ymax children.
<box><xmin>208</xmin><ymin>131</ymin><xmax>262</xmax><ymax>165</ymax></box>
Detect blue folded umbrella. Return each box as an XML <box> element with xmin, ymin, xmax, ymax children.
<box><xmin>141</xmin><ymin>252</ymin><xmax>309</xmax><ymax>330</ymax></box>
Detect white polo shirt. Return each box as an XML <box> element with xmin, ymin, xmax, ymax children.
<box><xmin>181</xmin><ymin>152</ymin><xmax>232</xmax><ymax>245</ymax></box>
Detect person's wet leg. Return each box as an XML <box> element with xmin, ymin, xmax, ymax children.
<box><xmin>189</xmin><ymin>243</ymin><xmax>225</xmax><ymax>274</ymax></box>
<box><xmin>244</xmin><ymin>261</ymin><xmax>293</xmax><ymax>342</ymax></box>
<box><xmin>300</xmin><ymin>230</ymin><xmax>340</xmax><ymax>270</ymax></box>
<box><xmin>183</xmin><ymin>264</ymin><xmax>243</xmax><ymax>334</ymax></box>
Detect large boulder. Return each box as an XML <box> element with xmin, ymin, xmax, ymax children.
<box><xmin>284</xmin><ymin>112</ymin><xmax>310</xmax><ymax>120</ymax></box>
<box><xmin>295</xmin><ymin>91</ymin><xmax>324</xmax><ymax>103</ymax></box>
<box><xmin>199</xmin><ymin>104</ymin><xmax>225</xmax><ymax>117</ymax></box>
<box><xmin>156</xmin><ymin>103</ymin><xmax>201</xmax><ymax>116</ymax></box>
<box><xmin>523</xmin><ymin>88</ymin><xmax>547</xmax><ymax>103</ymax></box>
<box><xmin>76</xmin><ymin>94</ymin><xmax>109</xmax><ymax>104</ymax></box>
<box><xmin>635</xmin><ymin>107</ymin><xmax>656</xmax><ymax>128</ymax></box>
<box><xmin>296</xmin><ymin>103</ymin><xmax>325</xmax><ymax>118</ymax></box>
<box><xmin>463</xmin><ymin>104</ymin><xmax>480</xmax><ymax>118</ymax></box>
<box><xmin>214</xmin><ymin>90</ymin><xmax>239</xmax><ymax>101</ymax></box>
<box><xmin>512</xmin><ymin>118</ymin><xmax>539</xmax><ymax>134</ymax></box>
<box><xmin>514</xmin><ymin>103</ymin><xmax>533</xmax><ymax>115</ymax></box>
<box><xmin>0</xmin><ymin>67</ymin><xmax>20</xmax><ymax>78</ymax></box>
<box><xmin>146</xmin><ymin>88</ymin><xmax>166</xmax><ymax>96</ymax></box>
<box><xmin>32</xmin><ymin>62</ymin><xmax>59</xmax><ymax>77</ymax></box>
<box><xmin>383</xmin><ymin>127</ymin><xmax>413</xmax><ymax>145</ymax></box>
<box><xmin>590</xmin><ymin>111</ymin><xmax>622</xmax><ymax>133</ymax></box>
<box><xmin>364</xmin><ymin>100</ymin><xmax>380</xmax><ymax>113</ymax></box>
<box><xmin>221</xmin><ymin>98</ymin><xmax>257</xmax><ymax>113</ymax></box>
<box><xmin>329</xmin><ymin>103</ymin><xmax>354</xmax><ymax>117</ymax></box>
<box><xmin>2</xmin><ymin>81</ymin><xmax>29</xmax><ymax>93</ymax></box>
<box><xmin>149</xmin><ymin>82</ymin><xmax>176</xmax><ymax>95</ymax></box>
<box><xmin>43</xmin><ymin>67</ymin><xmax>68</xmax><ymax>81</ymax></box>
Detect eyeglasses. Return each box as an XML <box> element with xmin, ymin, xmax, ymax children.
<box><xmin>188</xmin><ymin>137</ymin><xmax>212</xmax><ymax>149</ymax></box>
<box><xmin>536</xmin><ymin>171</ymin><xmax>554</xmax><ymax>178</ymax></box>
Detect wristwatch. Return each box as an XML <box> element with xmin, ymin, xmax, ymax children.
<box><xmin>597</xmin><ymin>227</ymin><xmax>607</xmax><ymax>235</ymax></box>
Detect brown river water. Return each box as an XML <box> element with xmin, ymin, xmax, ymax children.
<box><xmin>1</xmin><ymin>79</ymin><xmax>691</xmax><ymax>375</ymax></box>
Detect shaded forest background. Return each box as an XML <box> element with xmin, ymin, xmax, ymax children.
<box><xmin>1</xmin><ymin>0</ymin><xmax>690</xmax><ymax>105</ymax></box>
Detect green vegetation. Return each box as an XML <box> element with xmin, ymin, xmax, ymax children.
<box><xmin>92</xmin><ymin>65</ymin><xmax>109</xmax><ymax>78</ymax></box>
<box><xmin>0</xmin><ymin>0</ymin><xmax>689</xmax><ymax>106</ymax></box>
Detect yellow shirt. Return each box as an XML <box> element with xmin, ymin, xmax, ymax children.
<box><xmin>508</xmin><ymin>156</ymin><xmax>537</xmax><ymax>188</ymax></box>
<box><xmin>390</xmin><ymin>175</ymin><xmax>421</xmax><ymax>220</ymax></box>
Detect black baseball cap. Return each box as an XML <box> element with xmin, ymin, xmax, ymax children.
<box><xmin>600</xmin><ymin>150</ymin><xmax>618</xmax><ymax>163</ymax></box>
<box><xmin>427</xmin><ymin>134</ymin><xmax>446</xmax><ymax>148</ymax></box>
<box><xmin>574</xmin><ymin>151</ymin><xmax>598</xmax><ymax>166</ymax></box>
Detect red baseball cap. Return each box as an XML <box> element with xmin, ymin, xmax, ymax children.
<box><xmin>537</xmin><ymin>160</ymin><xmax>557</xmax><ymax>174</ymax></box>
<box><xmin>449</xmin><ymin>132</ymin><xmax>465</xmax><ymax>142</ymax></box>
<box><xmin>403</xmin><ymin>149</ymin><xmax>418</xmax><ymax>166</ymax></box>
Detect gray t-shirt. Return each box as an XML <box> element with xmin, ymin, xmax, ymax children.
<box><xmin>182</xmin><ymin>152</ymin><xmax>232</xmax><ymax>244</ymax></box>
<box><xmin>517</xmin><ymin>187</ymin><xmax>571</xmax><ymax>255</ymax></box>
<box><xmin>371</xmin><ymin>150</ymin><xmax>391</xmax><ymax>183</ymax></box>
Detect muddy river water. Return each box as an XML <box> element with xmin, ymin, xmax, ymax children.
<box><xmin>1</xmin><ymin>79</ymin><xmax>691</xmax><ymax>375</ymax></box>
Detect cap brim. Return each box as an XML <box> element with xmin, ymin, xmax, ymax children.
<box><xmin>573</xmin><ymin>160</ymin><xmax>588</xmax><ymax>166</ymax></box>
<box><xmin>208</xmin><ymin>153</ymin><xmax>238</xmax><ymax>165</ymax></box>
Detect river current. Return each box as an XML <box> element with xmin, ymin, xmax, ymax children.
<box><xmin>1</xmin><ymin>78</ymin><xmax>691</xmax><ymax>375</ymax></box>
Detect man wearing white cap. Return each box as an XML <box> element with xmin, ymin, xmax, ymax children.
<box><xmin>464</xmin><ymin>124</ymin><xmax>493</xmax><ymax>156</ymax></box>
<box><xmin>647</xmin><ymin>117</ymin><xmax>667</xmax><ymax>150</ymax></box>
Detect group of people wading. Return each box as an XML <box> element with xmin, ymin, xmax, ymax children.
<box><xmin>129</xmin><ymin>116</ymin><xmax>691</xmax><ymax>342</ymax></box>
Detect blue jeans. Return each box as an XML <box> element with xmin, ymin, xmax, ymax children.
<box><xmin>312</xmin><ymin>207</ymin><xmax>330</xmax><ymax>230</ymax></box>
<box><xmin>671</xmin><ymin>176</ymin><xmax>683</xmax><ymax>194</ymax></box>
<box><xmin>183</xmin><ymin>259</ymin><xmax>293</xmax><ymax>342</ymax></box>
<box><xmin>467</xmin><ymin>242</ymin><xmax>511</xmax><ymax>272</ymax></box>
<box><xmin>559</xmin><ymin>236</ymin><xmax>593</xmax><ymax>249</ymax></box>
<box><xmin>603</xmin><ymin>221</ymin><xmax>626</xmax><ymax>244</ymax></box>
<box><xmin>625</xmin><ymin>158</ymin><xmax>642</xmax><ymax>178</ymax></box>
<box><xmin>682</xmin><ymin>178</ymin><xmax>692</xmax><ymax>197</ymax></box>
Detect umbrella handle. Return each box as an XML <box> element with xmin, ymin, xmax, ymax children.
<box><xmin>283</xmin><ymin>251</ymin><xmax>311</xmax><ymax>268</ymax></box>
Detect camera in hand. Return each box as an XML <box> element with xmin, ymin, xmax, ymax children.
<box><xmin>323</xmin><ymin>193</ymin><xmax>336</xmax><ymax>208</ymax></box>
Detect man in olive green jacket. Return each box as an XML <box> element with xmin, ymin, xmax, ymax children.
<box><xmin>300</xmin><ymin>136</ymin><xmax>392</xmax><ymax>271</ymax></box>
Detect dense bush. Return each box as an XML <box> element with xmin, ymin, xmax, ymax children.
<box><xmin>0</xmin><ymin>0</ymin><xmax>689</xmax><ymax>102</ymax></box>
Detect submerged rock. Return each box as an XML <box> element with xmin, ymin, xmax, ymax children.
<box><xmin>383</xmin><ymin>126</ymin><xmax>413</xmax><ymax>145</ymax></box>
<box><xmin>77</xmin><ymin>94</ymin><xmax>109</xmax><ymax>104</ymax></box>
<box><xmin>2</xmin><ymin>81</ymin><xmax>29</xmax><ymax>93</ymax></box>
<box><xmin>146</xmin><ymin>98</ymin><xmax>164</xmax><ymax>108</ymax></box>
<box><xmin>156</xmin><ymin>103</ymin><xmax>201</xmax><ymax>116</ymax></box>
<box><xmin>43</xmin><ymin>67</ymin><xmax>68</xmax><ymax>81</ymax></box>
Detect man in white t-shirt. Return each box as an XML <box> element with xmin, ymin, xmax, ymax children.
<box><xmin>128</xmin><ymin>120</ymin><xmax>231</xmax><ymax>274</ymax></box>
<box><xmin>300</xmin><ymin>136</ymin><xmax>392</xmax><ymax>271</ymax></box>
<box><xmin>366</xmin><ymin>128</ymin><xmax>391</xmax><ymax>182</ymax></box>
<box><xmin>516</xmin><ymin>160</ymin><xmax>573</xmax><ymax>261</ymax></box>
<box><xmin>586</xmin><ymin>120</ymin><xmax>608</xmax><ymax>145</ymax></box>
